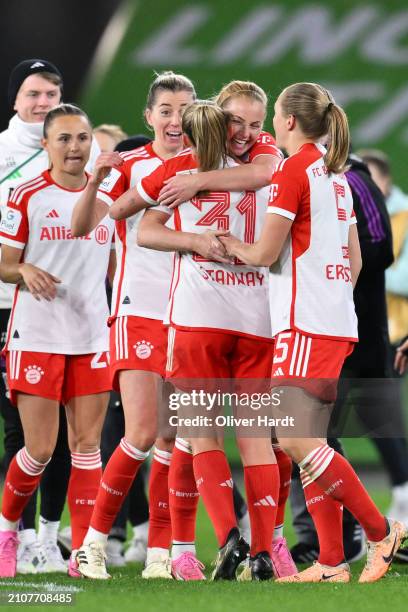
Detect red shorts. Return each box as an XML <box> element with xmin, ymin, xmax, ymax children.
<box><xmin>271</xmin><ymin>330</ymin><xmax>354</xmax><ymax>401</ymax></box>
<box><xmin>6</xmin><ymin>350</ymin><xmax>111</xmax><ymax>406</ymax></box>
<box><xmin>166</xmin><ymin>326</ymin><xmax>274</xmax><ymax>391</ymax></box>
<box><xmin>109</xmin><ymin>315</ymin><xmax>167</xmax><ymax>390</ymax></box>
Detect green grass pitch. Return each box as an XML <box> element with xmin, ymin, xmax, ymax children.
<box><xmin>0</xmin><ymin>490</ymin><xmax>406</xmax><ymax>612</ymax></box>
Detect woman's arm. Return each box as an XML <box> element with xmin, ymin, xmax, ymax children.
<box><xmin>220</xmin><ymin>213</ymin><xmax>293</xmax><ymax>267</ymax></box>
<box><xmin>109</xmin><ymin>187</ymin><xmax>154</xmax><ymax>220</ymax></box>
<box><xmin>158</xmin><ymin>154</ymin><xmax>281</xmax><ymax>208</ymax></box>
<box><xmin>348</xmin><ymin>223</ymin><xmax>362</xmax><ymax>288</ymax></box>
<box><xmin>71</xmin><ymin>152</ymin><xmax>123</xmax><ymax>237</ymax></box>
<box><xmin>0</xmin><ymin>245</ymin><xmax>60</xmax><ymax>300</ymax></box>
<box><xmin>138</xmin><ymin>209</ymin><xmax>232</xmax><ymax>263</ymax></box>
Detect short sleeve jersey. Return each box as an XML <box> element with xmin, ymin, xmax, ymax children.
<box><xmin>0</xmin><ymin>171</ymin><xmax>115</xmax><ymax>354</ymax></box>
<box><xmin>138</xmin><ymin>150</ymin><xmax>272</xmax><ymax>340</ymax></box>
<box><xmin>267</xmin><ymin>143</ymin><xmax>358</xmax><ymax>341</ymax></box>
<box><xmin>103</xmin><ymin>143</ymin><xmax>173</xmax><ymax>322</ymax></box>
<box><xmin>245</xmin><ymin>131</ymin><xmax>283</xmax><ymax>163</ymax></box>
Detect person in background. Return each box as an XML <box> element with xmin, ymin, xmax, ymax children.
<box><xmin>0</xmin><ymin>58</ymin><xmax>99</xmax><ymax>574</ymax></box>
<box><xmin>358</xmin><ymin>149</ymin><xmax>408</xmax><ymax>538</ymax></box>
<box><xmin>93</xmin><ymin>124</ymin><xmax>128</xmax><ymax>153</ymax></box>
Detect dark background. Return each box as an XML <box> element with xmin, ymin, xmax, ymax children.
<box><xmin>0</xmin><ymin>0</ymin><xmax>121</xmax><ymax>130</ymax></box>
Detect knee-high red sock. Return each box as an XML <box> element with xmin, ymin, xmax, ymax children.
<box><xmin>244</xmin><ymin>464</ymin><xmax>279</xmax><ymax>556</ymax></box>
<box><xmin>168</xmin><ymin>439</ymin><xmax>199</xmax><ymax>545</ymax></box>
<box><xmin>68</xmin><ymin>451</ymin><xmax>102</xmax><ymax>549</ymax></box>
<box><xmin>1</xmin><ymin>448</ymin><xmax>48</xmax><ymax>523</ymax></box>
<box><xmin>193</xmin><ymin>450</ymin><xmax>236</xmax><ymax>547</ymax></box>
<box><xmin>274</xmin><ymin>447</ymin><xmax>292</xmax><ymax>530</ymax></box>
<box><xmin>147</xmin><ymin>448</ymin><xmax>172</xmax><ymax>550</ymax></box>
<box><xmin>300</xmin><ymin>445</ymin><xmax>386</xmax><ymax>542</ymax></box>
<box><xmin>301</xmin><ymin>473</ymin><xmax>344</xmax><ymax>566</ymax></box>
<box><xmin>89</xmin><ymin>438</ymin><xmax>149</xmax><ymax>535</ymax></box>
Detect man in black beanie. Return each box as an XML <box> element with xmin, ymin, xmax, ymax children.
<box><xmin>0</xmin><ymin>59</ymin><xmax>98</xmax><ymax>576</ymax></box>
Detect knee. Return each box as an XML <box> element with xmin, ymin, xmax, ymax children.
<box><xmin>124</xmin><ymin>432</ymin><xmax>155</xmax><ymax>453</ymax></box>
<box><xmin>69</xmin><ymin>432</ymin><xmax>101</xmax><ymax>454</ymax></box>
<box><xmin>155</xmin><ymin>437</ymin><xmax>175</xmax><ymax>453</ymax></box>
<box><xmin>25</xmin><ymin>443</ymin><xmax>55</xmax><ymax>465</ymax></box>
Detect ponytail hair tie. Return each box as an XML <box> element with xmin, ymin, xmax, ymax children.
<box><xmin>327</xmin><ymin>102</ymin><xmax>334</xmax><ymax>111</ymax></box>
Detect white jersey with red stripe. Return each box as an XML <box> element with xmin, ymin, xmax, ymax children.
<box><xmin>105</xmin><ymin>143</ymin><xmax>174</xmax><ymax>322</ymax></box>
<box><xmin>267</xmin><ymin>143</ymin><xmax>358</xmax><ymax>341</ymax></box>
<box><xmin>0</xmin><ymin>170</ymin><xmax>114</xmax><ymax>354</ymax></box>
<box><xmin>138</xmin><ymin>150</ymin><xmax>272</xmax><ymax>340</ymax></box>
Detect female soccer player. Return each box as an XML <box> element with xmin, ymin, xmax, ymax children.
<box><xmin>106</xmin><ymin>100</ymin><xmax>280</xmax><ymax>582</ymax></box>
<box><xmin>220</xmin><ymin>82</ymin><xmax>407</xmax><ymax>583</ymax></box>
<box><xmin>159</xmin><ymin>80</ymin><xmax>295</xmax><ymax>579</ymax></box>
<box><xmin>70</xmin><ymin>72</ymin><xmax>200</xmax><ymax>580</ymax></box>
<box><xmin>0</xmin><ymin>104</ymin><xmax>114</xmax><ymax>578</ymax></box>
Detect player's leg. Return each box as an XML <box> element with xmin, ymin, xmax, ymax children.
<box><xmin>38</xmin><ymin>405</ymin><xmax>70</xmax><ymax>572</ymax></box>
<box><xmin>77</xmin><ymin>369</ymin><xmax>158</xmax><ymax>579</ymax></box>
<box><xmin>0</xmin><ymin>393</ymin><xmax>59</xmax><ymax>578</ymax></box>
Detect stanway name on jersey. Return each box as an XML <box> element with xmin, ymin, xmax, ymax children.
<box><xmin>200</xmin><ymin>266</ymin><xmax>265</xmax><ymax>286</ymax></box>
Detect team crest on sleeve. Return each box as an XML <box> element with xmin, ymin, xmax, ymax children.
<box><xmin>99</xmin><ymin>168</ymin><xmax>122</xmax><ymax>192</ymax></box>
<box><xmin>269</xmin><ymin>184</ymin><xmax>279</xmax><ymax>202</ymax></box>
<box><xmin>0</xmin><ymin>207</ymin><xmax>22</xmax><ymax>236</ymax></box>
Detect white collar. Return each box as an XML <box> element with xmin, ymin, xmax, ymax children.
<box><xmin>8</xmin><ymin>114</ymin><xmax>44</xmax><ymax>149</ymax></box>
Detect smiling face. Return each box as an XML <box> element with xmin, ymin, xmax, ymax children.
<box><xmin>223</xmin><ymin>95</ymin><xmax>266</xmax><ymax>159</ymax></box>
<box><xmin>14</xmin><ymin>74</ymin><xmax>62</xmax><ymax>123</ymax></box>
<box><xmin>145</xmin><ymin>89</ymin><xmax>195</xmax><ymax>157</ymax></box>
<box><xmin>42</xmin><ymin>114</ymin><xmax>92</xmax><ymax>176</ymax></box>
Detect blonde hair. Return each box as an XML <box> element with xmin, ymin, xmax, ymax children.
<box><xmin>182</xmin><ymin>101</ymin><xmax>229</xmax><ymax>172</ymax></box>
<box><xmin>93</xmin><ymin>124</ymin><xmax>127</xmax><ymax>147</ymax></box>
<box><xmin>279</xmin><ymin>82</ymin><xmax>350</xmax><ymax>174</ymax></box>
<box><xmin>145</xmin><ymin>71</ymin><xmax>196</xmax><ymax>110</ymax></box>
<box><xmin>215</xmin><ymin>80</ymin><xmax>268</xmax><ymax>110</ymax></box>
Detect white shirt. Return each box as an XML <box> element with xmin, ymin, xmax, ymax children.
<box><xmin>0</xmin><ymin>114</ymin><xmax>100</xmax><ymax>308</ymax></box>
<box><xmin>138</xmin><ymin>150</ymin><xmax>272</xmax><ymax>340</ymax></box>
<box><xmin>267</xmin><ymin>143</ymin><xmax>358</xmax><ymax>341</ymax></box>
<box><xmin>0</xmin><ymin>170</ymin><xmax>114</xmax><ymax>354</ymax></box>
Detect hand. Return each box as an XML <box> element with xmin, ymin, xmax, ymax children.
<box><xmin>219</xmin><ymin>234</ymin><xmax>242</xmax><ymax>257</ymax></box>
<box><xmin>193</xmin><ymin>230</ymin><xmax>233</xmax><ymax>264</ymax></box>
<box><xmin>90</xmin><ymin>152</ymin><xmax>123</xmax><ymax>185</ymax></box>
<box><xmin>158</xmin><ymin>174</ymin><xmax>200</xmax><ymax>208</ymax></box>
<box><xmin>19</xmin><ymin>263</ymin><xmax>61</xmax><ymax>301</ymax></box>
<box><xmin>395</xmin><ymin>338</ymin><xmax>408</xmax><ymax>375</ymax></box>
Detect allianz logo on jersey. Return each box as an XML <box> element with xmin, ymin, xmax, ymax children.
<box><xmin>39</xmin><ymin>224</ymin><xmax>110</xmax><ymax>244</ymax></box>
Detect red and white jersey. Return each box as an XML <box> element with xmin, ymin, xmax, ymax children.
<box><xmin>0</xmin><ymin>170</ymin><xmax>114</xmax><ymax>354</ymax></box>
<box><xmin>138</xmin><ymin>150</ymin><xmax>272</xmax><ymax>340</ymax></box>
<box><xmin>267</xmin><ymin>143</ymin><xmax>358</xmax><ymax>341</ymax></box>
<box><xmin>243</xmin><ymin>131</ymin><xmax>283</xmax><ymax>163</ymax></box>
<box><xmin>104</xmin><ymin>143</ymin><xmax>173</xmax><ymax>322</ymax></box>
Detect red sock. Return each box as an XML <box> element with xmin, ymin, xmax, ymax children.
<box><xmin>300</xmin><ymin>445</ymin><xmax>386</xmax><ymax>541</ymax></box>
<box><xmin>274</xmin><ymin>447</ymin><xmax>292</xmax><ymax>528</ymax></box>
<box><xmin>244</xmin><ymin>464</ymin><xmax>279</xmax><ymax>556</ymax></box>
<box><xmin>1</xmin><ymin>448</ymin><xmax>48</xmax><ymax>522</ymax></box>
<box><xmin>147</xmin><ymin>448</ymin><xmax>172</xmax><ymax>549</ymax></box>
<box><xmin>68</xmin><ymin>451</ymin><xmax>102</xmax><ymax>549</ymax></box>
<box><xmin>193</xmin><ymin>450</ymin><xmax>236</xmax><ymax>547</ymax></box>
<box><xmin>302</xmin><ymin>475</ymin><xmax>344</xmax><ymax>566</ymax></box>
<box><xmin>90</xmin><ymin>438</ymin><xmax>149</xmax><ymax>535</ymax></box>
<box><xmin>168</xmin><ymin>440</ymin><xmax>199</xmax><ymax>543</ymax></box>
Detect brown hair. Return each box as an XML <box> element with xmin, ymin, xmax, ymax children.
<box><xmin>182</xmin><ymin>102</ymin><xmax>229</xmax><ymax>172</ymax></box>
<box><xmin>38</xmin><ymin>71</ymin><xmax>63</xmax><ymax>92</ymax></box>
<box><xmin>279</xmin><ymin>82</ymin><xmax>350</xmax><ymax>174</ymax></box>
<box><xmin>215</xmin><ymin>80</ymin><xmax>268</xmax><ymax>110</ymax></box>
<box><xmin>145</xmin><ymin>71</ymin><xmax>196</xmax><ymax>110</ymax></box>
<box><xmin>357</xmin><ymin>149</ymin><xmax>391</xmax><ymax>178</ymax></box>
<box><xmin>43</xmin><ymin>103</ymin><xmax>91</xmax><ymax>138</ymax></box>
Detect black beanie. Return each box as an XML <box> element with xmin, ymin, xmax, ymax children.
<box><xmin>8</xmin><ymin>59</ymin><xmax>63</xmax><ymax>107</ymax></box>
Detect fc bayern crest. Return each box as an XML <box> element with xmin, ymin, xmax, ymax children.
<box><xmin>134</xmin><ymin>341</ymin><xmax>154</xmax><ymax>359</ymax></box>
